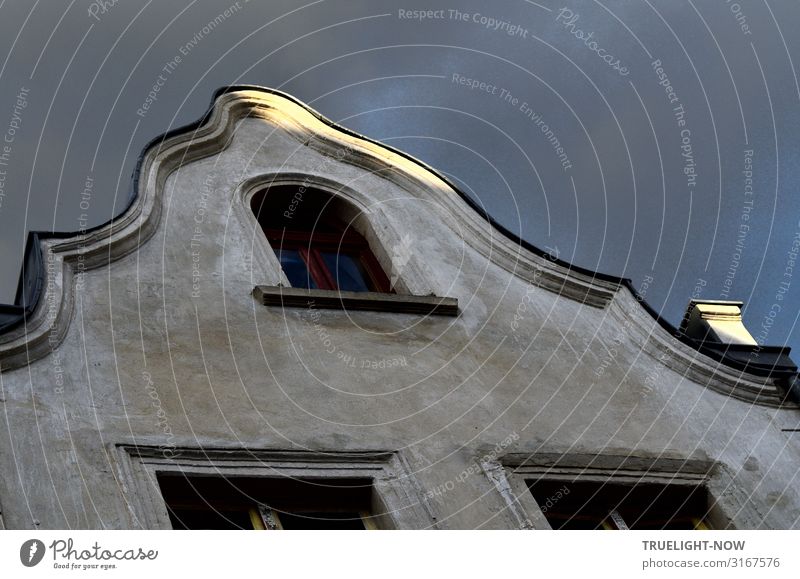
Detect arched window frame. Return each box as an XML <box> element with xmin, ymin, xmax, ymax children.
<box><xmin>239</xmin><ymin>174</ymin><xmax>458</xmax><ymax>316</ymax></box>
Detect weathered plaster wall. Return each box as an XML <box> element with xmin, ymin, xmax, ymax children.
<box><xmin>0</xmin><ymin>91</ymin><xmax>797</xmax><ymax>529</ymax></box>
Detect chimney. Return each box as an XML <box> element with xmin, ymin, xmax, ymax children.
<box><xmin>679</xmin><ymin>300</ymin><xmax>757</xmax><ymax>345</ymax></box>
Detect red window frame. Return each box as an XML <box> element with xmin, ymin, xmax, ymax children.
<box><xmin>267</xmin><ymin>229</ymin><xmax>392</xmax><ymax>293</ymax></box>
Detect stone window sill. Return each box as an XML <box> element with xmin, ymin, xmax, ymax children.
<box><xmin>253</xmin><ymin>286</ymin><xmax>458</xmax><ymax>316</ymax></box>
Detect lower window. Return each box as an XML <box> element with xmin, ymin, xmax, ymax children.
<box><xmin>115</xmin><ymin>446</ymin><xmax>438</xmax><ymax>530</ymax></box>
<box><xmin>485</xmin><ymin>453</ymin><xmax>736</xmax><ymax>530</ymax></box>
<box><xmin>527</xmin><ymin>479</ymin><xmax>711</xmax><ymax>530</ymax></box>
<box><xmin>158</xmin><ymin>474</ymin><xmax>376</xmax><ymax>530</ymax></box>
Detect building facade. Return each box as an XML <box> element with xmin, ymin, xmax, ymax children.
<box><xmin>0</xmin><ymin>87</ymin><xmax>798</xmax><ymax>530</ymax></box>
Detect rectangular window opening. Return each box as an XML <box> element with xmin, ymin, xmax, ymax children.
<box><xmin>527</xmin><ymin>479</ymin><xmax>713</xmax><ymax>530</ymax></box>
<box><xmin>157</xmin><ymin>474</ymin><xmax>378</xmax><ymax>530</ymax></box>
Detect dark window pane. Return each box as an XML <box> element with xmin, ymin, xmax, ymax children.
<box><xmin>320</xmin><ymin>252</ymin><xmax>371</xmax><ymax>292</ymax></box>
<box><xmin>527</xmin><ymin>480</ymin><xmax>710</xmax><ymax>530</ymax></box>
<box><xmin>278</xmin><ymin>511</ymin><xmax>366</xmax><ymax>530</ymax></box>
<box><xmin>278</xmin><ymin>249</ymin><xmax>316</xmax><ymax>289</ymax></box>
<box><xmin>167</xmin><ymin>507</ymin><xmax>253</xmax><ymax>530</ymax></box>
<box><xmin>158</xmin><ymin>475</ymin><xmax>374</xmax><ymax>530</ymax></box>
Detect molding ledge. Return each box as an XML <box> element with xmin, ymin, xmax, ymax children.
<box><xmin>253</xmin><ymin>286</ymin><xmax>459</xmax><ymax>316</ymax></box>
<box><xmin>609</xmin><ymin>289</ymin><xmax>795</xmax><ymax>407</ymax></box>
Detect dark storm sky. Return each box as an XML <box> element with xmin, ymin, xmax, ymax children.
<box><xmin>0</xmin><ymin>0</ymin><xmax>798</xmax><ymax>353</ymax></box>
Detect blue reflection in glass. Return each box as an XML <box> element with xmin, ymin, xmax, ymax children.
<box><xmin>321</xmin><ymin>252</ymin><xmax>371</xmax><ymax>292</ymax></box>
<box><xmin>277</xmin><ymin>249</ymin><xmax>316</xmax><ymax>289</ymax></box>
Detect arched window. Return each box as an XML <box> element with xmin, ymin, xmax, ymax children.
<box><xmin>252</xmin><ymin>185</ymin><xmax>392</xmax><ymax>293</ymax></box>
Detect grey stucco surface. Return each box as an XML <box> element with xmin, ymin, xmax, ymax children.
<box><xmin>0</xmin><ymin>92</ymin><xmax>797</xmax><ymax>530</ymax></box>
